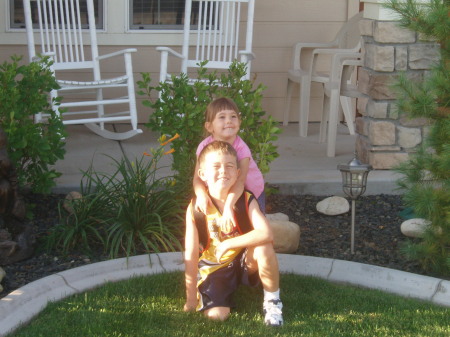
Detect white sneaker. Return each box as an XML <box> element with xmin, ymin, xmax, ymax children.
<box><xmin>263</xmin><ymin>299</ymin><xmax>283</xmax><ymax>326</ymax></box>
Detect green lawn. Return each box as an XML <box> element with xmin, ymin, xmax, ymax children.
<box><xmin>10</xmin><ymin>272</ymin><xmax>449</xmax><ymax>337</ymax></box>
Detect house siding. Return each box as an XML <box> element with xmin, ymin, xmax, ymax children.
<box><xmin>0</xmin><ymin>0</ymin><xmax>359</xmax><ymax>123</ymax></box>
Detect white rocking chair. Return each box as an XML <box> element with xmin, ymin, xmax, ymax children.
<box><xmin>284</xmin><ymin>11</ymin><xmax>363</xmax><ymax>137</ymax></box>
<box><xmin>23</xmin><ymin>0</ymin><xmax>142</xmax><ymax>140</ymax></box>
<box><xmin>157</xmin><ymin>0</ymin><xmax>255</xmax><ymax>84</ymax></box>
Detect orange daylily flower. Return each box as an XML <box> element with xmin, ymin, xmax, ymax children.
<box><xmin>143</xmin><ymin>151</ymin><xmax>152</xmax><ymax>157</ymax></box>
<box><xmin>164</xmin><ymin>148</ymin><xmax>175</xmax><ymax>155</ymax></box>
<box><xmin>160</xmin><ymin>133</ymin><xmax>180</xmax><ymax>146</ymax></box>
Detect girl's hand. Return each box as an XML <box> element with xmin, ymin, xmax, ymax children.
<box><xmin>220</xmin><ymin>204</ymin><xmax>236</xmax><ymax>232</ymax></box>
<box><xmin>195</xmin><ymin>191</ymin><xmax>211</xmax><ymax>215</ymax></box>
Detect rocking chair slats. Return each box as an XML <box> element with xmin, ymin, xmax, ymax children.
<box><xmin>158</xmin><ymin>0</ymin><xmax>255</xmax><ymax>85</ymax></box>
<box><xmin>24</xmin><ymin>0</ymin><xmax>142</xmax><ymax>140</ymax></box>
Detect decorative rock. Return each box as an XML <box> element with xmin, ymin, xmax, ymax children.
<box><xmin>266</xmin><ymin>213</ymin><xmax>300</xmax><ymax>254</ymax></box>
<box><xmin>316</xmin><ymin>196</ymin><xmax>350</xmax><ymax>216</ymax></box>
<box><xmin>63</xmin><ymin>191</ymin><xmax>83</xmax><ymax>214</ymax></box>
<box><xmin>0</xmin><ymin>267</ymin><xmax>4</xmax><ymax>292</ymax></box>
<box><xmin>266</xmin><ymin>213</ymin><xmax>290</xmax><ymax>222</ymax></box>
<box><xmin>401</xmin><ymin>218</ymin><xmax>431</xmax><ymax>238</ymax></box>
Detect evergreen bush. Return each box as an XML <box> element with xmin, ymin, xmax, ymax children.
<box><xmin>385</xmin><ymin>0</ymin><xmax>449</xmax><ymax>276</ymax></box>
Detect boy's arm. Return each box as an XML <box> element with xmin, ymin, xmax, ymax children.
<box><xmin>184</xmin><ymin>203</ymin><xmax>199</xmax><ymax>312</ymax></box>
<box><xmin>222</xmin><ymin>157</ymin><xmax>250</xmax><ymax>225</ymax></box>
<box><xmin>215</xmin><ymin>198</ymin><xmax>273</xmax><ymax>262</ymax></box>
<box><xmin>192</xmin><ymin>161</ymin><xmax>211</xmax><ymax>214</ymax></box>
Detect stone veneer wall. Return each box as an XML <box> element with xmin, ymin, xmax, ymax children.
<box><xmin>355</xmin><ymin>19</ymin><xmax>440</xmax><ymax>169</ymax></box>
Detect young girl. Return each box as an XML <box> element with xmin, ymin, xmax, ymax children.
<box><xmin>193</xmin><ymin>97</ymin><xmax>265</xmax><ymax>223</ymax></box>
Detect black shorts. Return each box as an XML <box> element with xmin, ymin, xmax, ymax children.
<box><xmin>198</xmin><ymin>249</ymin><xmax>261</xmax><ymax>311</ymax></box>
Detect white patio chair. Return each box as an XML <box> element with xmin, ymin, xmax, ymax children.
<box><xmin>156</xmin><ymin>0</ymin><xmax>255</xmax><ymax>84</ymax></box>
<box><xmin>23</xmin><ymin>0</ymin><xmax>142</xmax><ymax>140</ymax></box>
<box><xmin>320</xmin><ymin>52</ymin><xmax>365</xmax><ymax>157</ymax></box>
<box><xmin>283</xmin><ymin>11</ymin><xmax>363</xmax><ymax>137</ymax></box>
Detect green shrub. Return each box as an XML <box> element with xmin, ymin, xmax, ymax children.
<box><xmin>0</xmin><ymin>55</ymin><xmax>66</xmax><ymax>193</ymax></box>
<box><xmin>137</xmin><ymin>61</ymin><xmax>281</xmax><ymax>196</ymax></box>
<box><xmin>46</xmin><ymin>139</ymin><xmax>184</xmax><ymax>258</ymax></box>
<box><xmin>385</xmin><ymin>0</ymin><xmax>449</xmax><ymax>276</ymax></box>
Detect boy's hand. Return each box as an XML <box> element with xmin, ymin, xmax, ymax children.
<box><xmin>195</xmin><ymin>191</ymin><xmax>211</xmax><ymax>215</ymax></box>
<box><xmin>215</xmin><ymin>241</ymin><xmax>230</xmax><ymax>263</ymax></box>
<box><xmin>184</xmin><ymin>300</ymin><xmax>197</xmax><ymax>312</ymax></box>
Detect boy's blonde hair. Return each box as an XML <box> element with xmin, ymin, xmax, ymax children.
<box><xmin>204</xmin><ymin>97</ymin><xmax>240</xmax><ymax>126</ymax></box>
<box><xmin>198</xmin><ymin>141</ymin><xmax>239</xmax><ymax>168</ymax></box>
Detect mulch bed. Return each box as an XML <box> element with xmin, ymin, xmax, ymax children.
<box><xmin>0</xmin><ymin>192</ymin><xmax>435</xmax><ymax>299</ymax></box>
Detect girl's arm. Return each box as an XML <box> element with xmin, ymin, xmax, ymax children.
<box><xmin>215</xmin><ymin>198</ymin><xmax>272</xmax><ymax>262</ymax></box>
<box><xmin>184</xmin><ymin>203</ymin><xmax>199</xmax><ymax>311</ymax></box>
<box><xmin>192</xmin><ymin>160</ymin><xmax>211</xmax><ymax>214</ymax></box>
<box><xmin>221</xmin><ymin>157</ymin><xmax>250</xmax><ymax>225</ymax></box>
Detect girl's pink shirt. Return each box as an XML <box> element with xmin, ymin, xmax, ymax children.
<box><xmin>196</xmin><ymin>135</ymin><xmax>264</xmax><ymax>198</ymax></box>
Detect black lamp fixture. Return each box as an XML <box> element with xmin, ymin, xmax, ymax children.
<box><xmin>337</xmin><ymin>153</ymin><xmax>372</xmax><ymax>254</ymax></box>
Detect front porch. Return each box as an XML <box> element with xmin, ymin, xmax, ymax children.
<box><xmin>53</xmin><ymin>122</ymin><xmax>400</xmax><ymax>196</ymax></box>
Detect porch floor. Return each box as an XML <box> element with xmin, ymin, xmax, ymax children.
<box><xmin>53</xmin><ymin>122</ymin><xmax>400</xmax><ymax>196</ymax></box>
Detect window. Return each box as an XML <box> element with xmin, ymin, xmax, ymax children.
<box><xmin>130</xmin><ymin>0</ymin><xmax>199</xmax><ymax>30</ymax></box>
<box><xmin>9</xmin><ymin>0</ymin><xmax>104</xmax><ymax>29</ymax></box>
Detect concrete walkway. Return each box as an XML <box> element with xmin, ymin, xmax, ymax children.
<box><xmin>0</xmin><ymin>253</ymin><xmax>448</xmax><ymax>336</ymax></box>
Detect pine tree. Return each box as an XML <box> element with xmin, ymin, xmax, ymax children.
<box><xmin>384</xmin><ymin>0</ymin><xmax>449</xmax><ymax>276</ymax></box>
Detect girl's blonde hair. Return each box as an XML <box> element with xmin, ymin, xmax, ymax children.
<box><xmin>204</xmin><ymin>97</ymin><xmax>240</xmax><ymax>124</ymax></box>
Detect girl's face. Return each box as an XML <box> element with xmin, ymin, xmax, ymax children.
<box><xmin>205</xmin><ymin>109</ymin><xmax>241</xmax><ymax>142</ymax></box>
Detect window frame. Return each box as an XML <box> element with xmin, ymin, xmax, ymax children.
<box><xmin>128</xmin><ymin>0</ymin><xmax>198</xmax><ymax>31</ymax></box>
<box><xmin>9</xmin><ymin>0</ymin><xmax>105</xmax><ymax>30</ymax></box>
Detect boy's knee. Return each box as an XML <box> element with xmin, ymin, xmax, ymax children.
<box><xmin>204</xmin><ymin>307</ymin><xmax>230</xmax><ymax>321</ymax></box>
<box><xmin>253</xmin><ymin>242</ymin><xmax>276</xmax><ymax>260</ymax></box>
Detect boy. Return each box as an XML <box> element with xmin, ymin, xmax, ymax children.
<box><xmin>183</xmin><ymin>141</ymin><xmax>283</xmax><ymax>326</ymax></box>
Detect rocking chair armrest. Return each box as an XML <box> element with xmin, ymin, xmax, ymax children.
<box><xmin>156</xmin><ymin>47</ymin><xmax>185</xmax><ymax>60</ymax></box>
<box><xmin>97</xmin><ymin>48</ymin><xmax>137</xmax><ymax>61</ymax></box>
<box><xmin>239</xmin><ymin>50</ymin><xmax>256</xmax><ymax>60</ymax></box>
<box><xmin>32</xmin><ymin>51</ymin><xmax>56</xmax><ymax>63</ymax></box>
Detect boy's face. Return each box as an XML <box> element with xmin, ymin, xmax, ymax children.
<box><xmin>199</xmin><ymin>151</ymin><xmax>239</xmax><ymax>193</ymax></box>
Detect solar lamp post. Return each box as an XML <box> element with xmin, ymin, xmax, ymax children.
<box><xmin>338</xmin><ymin>155</ymin><xmax>372</xmax><ymax>254</ymax></box>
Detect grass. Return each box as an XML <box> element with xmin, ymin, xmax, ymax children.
<box><xmin>10</xmin><ymin>272</ymin><xmax>449</xmax><ymax>337</ymax></box>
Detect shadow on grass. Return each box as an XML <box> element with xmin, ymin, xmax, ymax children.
<box><xmin>10</xmin><ymin>272</ymin><xmax>450</xmax><ymax>337</ymax></box>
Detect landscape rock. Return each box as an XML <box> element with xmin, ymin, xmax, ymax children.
<box><xmin>266</xmin><ymin>213</ymin><xmax>290</xmax><ymax>222</ymax></box>
<box><xmin>63</xmin><ymin>191</ymin><xmax>83</xmax><ymax>214</ymax></box>
<box><xmin>401</xmin><ymin>218</ymin><xmax>431</xmax><ymax>238</ymax></box>
<box><xmin>316</xmin><ymin>196</ymin><xmax>350</xmax><ymax>216</ymax></box>
<box><xmin>267</xmin><ymin>213</ymin><xmax>300</xmax><ymax>253</ymax></box>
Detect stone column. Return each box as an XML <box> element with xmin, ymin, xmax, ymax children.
<box><xmin>356</xmin><ymin>0</ymin><xmax>439</xmax><ymax>169</ymax></box>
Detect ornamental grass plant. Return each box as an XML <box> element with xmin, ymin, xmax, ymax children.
<box><xmin>44</xmin><ymin>137</ymin><xmax>184</xmax><ymax>258</ymax></box>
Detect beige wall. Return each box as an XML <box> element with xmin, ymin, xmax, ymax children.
<box><xmin>0</xmin><ymin>0</ymin><xmax>360</xmax><ymax>123</ymax></box>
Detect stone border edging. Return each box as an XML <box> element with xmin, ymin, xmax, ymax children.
<box><xmin>0</xmin><ymin>253</ymin><xmax>448</xmax><ymax>336</ymax></box>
